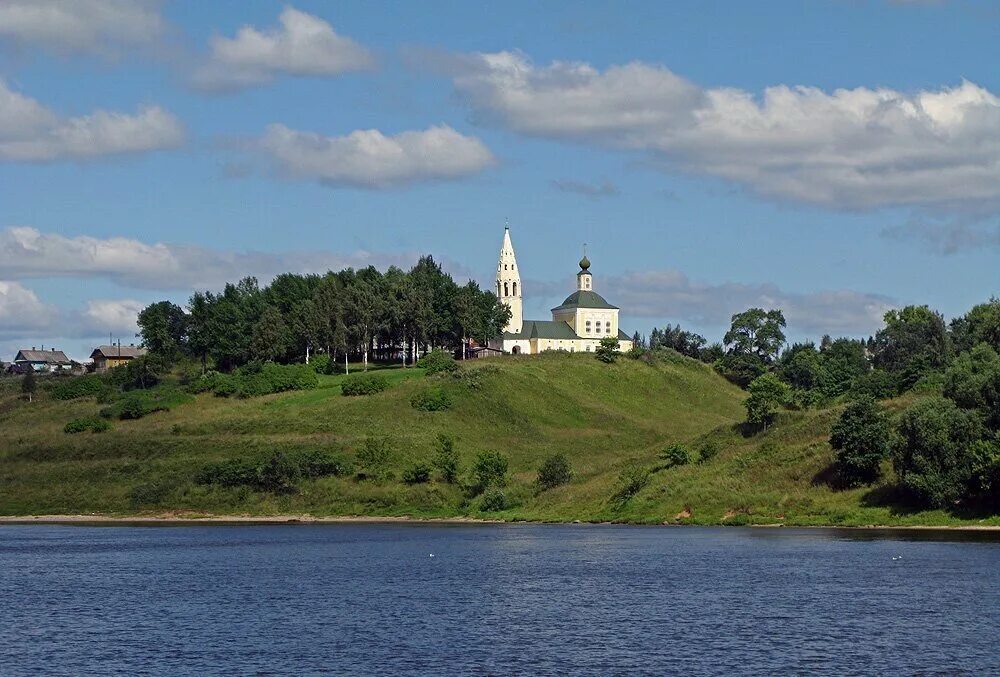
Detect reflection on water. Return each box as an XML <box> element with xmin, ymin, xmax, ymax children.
<box><xmin>1</xmin><ymin>524</ymin><xmax>998</xmax><ymax>675</ymax></box>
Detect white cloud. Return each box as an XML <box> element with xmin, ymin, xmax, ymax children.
<box><xmin>447</xmin><ymin>51</ymin><xmax>1000</xmax><ymax>211</ymax></box>
<box><xmin>0</xmin><ymin>0</ymin><xmax>165</xmax><ymax>56</ymax></box>
<box><xmin>0</xmin><ymin>80</ymin><xmax>183</xmax><ymax>162</ymax></box>
<box><xmin>0</xmin><ymin>281</ymin><xmax>58</xmax><ymax>336</ymax></box>
<box><xmin>81</xmin><ymin>299</ymin><xmax>144</xmax><ymax>335</ymax></box>
<box><xmin>194</xmin><ymin>6</ymin><xmax>374</xmax><ymax>90</ymax></box>
<box><xmin>0</xmin><ymin>227</ymin><xmax>473</xmax><ymax>291</ymax></box>
<box><xmin>255</xmin><ymin>124</ymin><xmax>495</xmax><ymax>188</ymax></box>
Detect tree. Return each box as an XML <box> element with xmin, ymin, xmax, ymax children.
<box><xmin>21</xmin><ymin>367</ymin><xmax>36</xmax><ymax>402</ymax></box>
<box><xmin>537</xmin><ymin>454</ymin><xmax>573</xmax><ymax>489</ymax></box>
<box><xmin>951</xmin><ymin>298</ymin><xmax>1000</xmax><ymax>354</ymax></box>
<box><xmin>137</xmin><ymin>301</ymin><xmax>187</xmax><ymax>360</ymax></box>
<box><xmin>724</xmin><ymin>308</ymin><xmax>787</xmax><ymax>363</ymax></box>
<box><xmin>432</xmin><ymin>433</ymin><xmax>459</xmax><ymax>483</ymax></box>
<box><xmin>595</xmin><ymin>336</ymin><xmax>620</xmax><ymax>363</ymax></box>
<box><xmin>893</xmin><ymin>398</ymin><xmax>984</xmax><ymax>508</ymax></box>
<box><xmin>873</xmin><ymin>305</ymin><xmax>951</xmax><ymax>391</ymax></box>
<box><xmin>779</xmin><ymin>342</ymin><xmax>822</xmax><ymax>391</ymax></box>
<box><xmin>472</xmin><ymin>450</ymin><xmax>509</xmax><ymax>492</ymax></box>
<box><xmin>830</xmin><ymin>397</ymin><xmax>892</xmax><ymax>486</ymax></box>
<box><xmin>944</xmin><ymin>343</ymin><xmax>1000</xmax><ymax>429</ymax></box>
<box><xmin>745</xmin><ymin>373</ymin><xmax>790</xmax><ymax>430</ymax></box>
<box><xmin>343</xmin><ymin>272</ymin><xmax>383</xmax><ymax>371</ymax></box>
<box><xmin>250</xmin><ymin>306</ymin><xmax>290</xmax><ymax>362</ymax></box>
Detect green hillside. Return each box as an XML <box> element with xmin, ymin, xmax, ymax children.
<box><xmin>1</xmin><ymin>352</ymin><xmax>996</xmax><ymax>526</ymax></box>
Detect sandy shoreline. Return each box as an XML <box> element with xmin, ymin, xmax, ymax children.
<box><xmin>1</xmin><ymin>514</ymin><xmax>999</xmax><ymax>530</ymax></box>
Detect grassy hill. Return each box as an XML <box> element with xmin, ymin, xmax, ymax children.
<box><xmin>1</xmin><ymin>352</ymin><xmax>996</xmax><ymax>526</ymax></box>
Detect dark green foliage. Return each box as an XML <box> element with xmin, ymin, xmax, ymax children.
<box><xmin>873</xmin><ymin>305</ymin><xmax>952</xmax><ymax>391</ymax></box>
<box><xmin>595</xmin><ymin>336</ymin><xmax>620</xmax><ymax>363</ymax></box>
<box><xmin>950</xmin><ymin>298</ymin><xmax>1000</xmax><ymax>354</ymax></box>
<box><xmin>341</xmin><ymin>373</ymin><xmax>389</xmax><ymax>396</ymax></box>
<box><xmin>612</xmin><ymin>465</ymin><xmax>651</xmax><ymax>504</ymax></box>
<box><xmin>829</xmin><ymin>397</ymin><xmax>892</xmax><ymax>486</ymax></box>
<box><xmin>472</xmin><ymin>450</ymin><xmax>509</xmax><ymax>492</ymax></box>
<box><xmin>52</xmin><ymin>375</ymin><xmax>107</xmax><ymax>401</ymax></box>
<box><xmin>432</xmin><ymin>434</ymin><xmax>459</xmax><ymax>483</ymax></box>
<box><xmin>418</xmin><ymin>350</ymin><xmax>458</xmax><ymax>375</ymax></box>
<box><xmin>779</xmin><ymin>343</ymin><xmax>822</xmax><ymax>391</ymax></box>
<box><xmin>356</xmin><ymin>437</ymin><xmax>394</xmax><ymax>481</ymax></box>
<box><xmin>697</xmin><ymin>441</ymin><xmax>719</xmax><ymax>464</ymax></box>
<box><xmin>309</xmin><ymin>354</ymin><xmax>331</xmax><ymax>374</ymax></box>
<box><xmin>198</xmin><ymin>449</ymin><xmax>349</xmax><ymax>492</ymax></box>
<box><xmin>715</xmin><ymin>352</ymin><xmax>767</xmax><ymax>388</ymax></box>
<box><xmin>724</xmin><ymin>308</ymin><xmax>787</xmax><ymax>363</ymax></box>
<box><xmin>648</xmin><ymin>324</ymin><xmax>707</xmax><ymax>360</ymax></box>
<box><xmin>250</xmin><ymin>306</ymin><xmax>291</xmax><ymax>362</ymax></box>
<box><xmin>100</xmin><ymin>387</ymin><xmax>193</xmax><ymax>420</ymax></box>
<box><xmin>745</xmin><ymin>373</ymin><xmax>790</xmax><ymax>430</ymax></box>
<box><xmin>660</xmin><ymin>443</ymin><xmax>691</xmax><ymax>468</ymax></box>
<box><xmin>479</xmin><ymin>488</ymin><xmax>511</xmax><ymax>511</ymax></box>
<box><xmin>943</xmin><ymin>344</ymin><xmax>1000</xmax><ymax>428</ymax></box>
<box><xmin>848</xmin><ymin>369</ymin><xmax>898</xmax><ymax>401</ymax></box>
<box><xmin>110</xmin><ymin>353</ymin><xmax>169</xmax><ymax>390</ymax></box>
<box><xmin>402</xmin><ymin>462</ymin><xmax>432</xmax><ymax>484</ymax></box>
<box><xmin>118</xmin><ymin>395</ymin><xmax>147</xmax><ymax>420</ymax></box>
<box><xmin>410</xmin><ymin>386</ymin><xmax>453</xmax><ymax>411</ymax></box>
<box><xmin>297</xmin><ymin>449</ymin><xmax>353</xmax><ymax>478</ymax></box>
<box><xmin>64</xmin><ymin>416</ymin><xmax>110</xmax><ymax>434</ymax></box>
<box><xmin>893</xmin><ymin>398</ymin><xmax>984</xmax><ymax>508</ymax></box>
<box><xmin>233</xmin><ymin>363</ymin><xmax>318</xmax><ymax>398</ymax></box>
<box><xmin>537</xmin><ymin>453</ymin><xmax>573</xmax><ymax>489</ymax></box>
<box><xmin>137</xmin><ymin>301</ymin><xmax>188</xmax><ymax>360</ymax></box>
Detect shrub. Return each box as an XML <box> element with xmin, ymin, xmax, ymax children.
<box><xmin>479</xmin><ymin>488</ymin><xmax>510</xmax><ymax>512</ymax></box>
<box><xmin>411</xmin><ymin>386</ymin><xmax>453</xmax><ymax>411</ymax></box>
<box><xmin>660</xmin><ymin>443</ymin><xmax>691</xmax><ymax>468</ymax></box>
<box><xmin>537</xmin><ymin>453</ymin><xmax>573</xmax><ymax>489</ymax></box>
<box><xmin>118</xmin><ymin>395</ymin><xmax>147</xmax><ymax>420</ymax></box>
<box><xmin>595</xmin><ymin>336</ymin><xmax>620</xmax><ymax>363</ymax></box>
<box><xmin>356</xmin><ymin>437</ymin><xmax>394</xmax><ymax>481</ymax></box>
<box><xmin>52</xmin><ymin>375</ymin><xmax>107</xmax><ymax>401</ymax></box>
<box><xmin>829</xmin><ymin>397</ymin><xmax>892</xmax><ymax>486</ymax></box>
<box><xmin>257</xmin><ymin>451</ymin><xmax>301</xmax><ymax>493</ymax></box>
<box><xmin>612</xmin><ymin>465</ymin><xmax>651</xmax><ymax>504</ymax></box>
<box><xmin>197</xmin><ymin>449</ymin><xmax>348</xmax><ymax>492</ymax></box>
<box><xmin>848</xmin><ymin>369</ymin><xmax>899</xmax><ymax>401</ymax></box>
<box><xmin>297</xmin><ymin>449</ymin><xmax>353</xmax><ymax>478</ymax></box>
<box><xmin>402</xmin><ymin>462</ymin><xmax>432</xmax><ymax>485</ymax></box>
<box><xmin>309</xmin><ymin>354</ymin><xmax>331</xmax><ymax>374</ymax></box>
<box><xmin>697</xmin><ymin>441</ymin><xmax>719</xmax><ymax>464</ymax></box>
<box><xmin>235</xmin><ymin>363</ymin><xmax>318</xmax><ymax>398</ymax></box>
<box><xmin>100</xmin><ymin>387</ymin><xmax>193</xmax><ymax>420</ymax></box>
<box><xmin>472</xmin><ymin>450</ymin><xmax>509</xmax><ymax>492</ymax></box>
<box><xmin>341</xmin><ymin>373</ymin><xmax>389</xmax><ymax>396</ymax></box>
<box><xmin>64</xmin><ymin>416</ymin><xmax>109</xmax><ymax>434</ymax></box>
<box><xmin>745</xmin><ymin>373</ymin><xmax>791</xmax><ymax>431</ymax></box>
<box><xmin>433</xmin><ymin>433</ymin><xmax>459</xmax><ymax>483</ymax></box>
<box><xmin>418</xmin><ymin>349</ymin><xmax>458</xmax><ymax>375</ymax></box>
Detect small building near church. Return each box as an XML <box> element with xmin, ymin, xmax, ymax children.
<box><xmin>13</xmin><ymin>348</ymin><xmax>73</xmax><ymax>372</ymax></box>
<box><xmin>90</xmin><ymin>344</ymin><xmax>147</xmax><ymax>373</ymax></box>
<box><xmin>491</xmin><ymin>226</ymin><xmax>633</xmax><ymax>355</ymax></box>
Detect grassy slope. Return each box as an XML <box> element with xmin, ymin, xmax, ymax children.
<box><xmin>1</xmin><ymin>352</ymin><xmax>996</xmax><ymax>526</ymax></box>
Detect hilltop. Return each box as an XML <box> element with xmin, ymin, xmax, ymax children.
<box><xmin>1</xmin><ymin>352</ymin><xmax>997</xmax><ymax>527</ymax></box>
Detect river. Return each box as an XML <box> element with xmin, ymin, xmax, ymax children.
<box><xmin>1</xmin><ymin>524</ymin><xmax>997</xmax><ymax>675</ymax></box>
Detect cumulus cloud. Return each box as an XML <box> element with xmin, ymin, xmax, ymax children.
<box><xmin>0</xmin><ymin>80</ymin><xmax>183</xmax><ymax>162</ymax></box>
<box><xmin>80</xmin><ymin>299</ymin><xmax>144</xmax><ymax>335</ymax></box>
<box><xmin>550</xmin><ymin>178</ymin><xmax>619</xmax><ymax>199</ymax></box>
<box><xmin>445</xmin><ymin>51</ymin><xmax>1000</xmax><ymax>212</ymax></box>
<box><xmin>194</xmin><ymin>6</ymin><xmax>374</xmax><ymax>90</ymax></box>
<box><xmin>0</xmin><ymin>227</ymin><xmax>472</xmax><ymax>292</ymax></box>
<box><xmin>0</xmin><ymin>0</ymin><xmax>165</xmax><ymax>56</ymax></box>
<box><xmin>254</xmin><ymin>124</ymin><xmax>495</xmax><ymax>188</ymax></box>
<box><xmin>0</xmin><ymin>281</ymin><xmax>58</xmax><ymax>337</ymax></box>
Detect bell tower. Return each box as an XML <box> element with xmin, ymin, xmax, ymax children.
<box><xmin>496</xmin><ymin>222</ymin><xmax>522</xmax><ymax>334</ymax></box>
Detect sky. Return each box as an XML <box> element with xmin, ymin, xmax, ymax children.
<box><xmin>0</xmin><ymin>0</ymin><xmax>998</xmax><ymax>361</ymax></box>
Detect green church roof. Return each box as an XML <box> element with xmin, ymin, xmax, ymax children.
<box><xmin>551</xmin><ymin>290</ymin><xmax>619</xmax><ymax>312</ymax></box>
<box><xmin>504</xmin><ymin>320</ymin><xmax>581</xmax><ymax>340</ymax></box>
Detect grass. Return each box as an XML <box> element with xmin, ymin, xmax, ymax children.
<box><xmin>1</xmin><ymin>353</ymin><xmax>997</xmax><ymax>526</ymax></box>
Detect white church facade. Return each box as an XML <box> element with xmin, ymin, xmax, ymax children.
<box><xmin>491</xmin><ymin>226</ymin><xmax>633</xmax><ymax>355</ymax></box>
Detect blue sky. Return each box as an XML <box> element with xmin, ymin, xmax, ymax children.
<box><xmin>1</xmin><ymin>0</ymin><xmax>998</xmax><ymax>360</ymax></box>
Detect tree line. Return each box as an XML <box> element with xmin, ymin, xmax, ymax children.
<box><xmin>137</xmin><ymin>256</ymin><xmax>511</xmax><ymax>372</ymax></box>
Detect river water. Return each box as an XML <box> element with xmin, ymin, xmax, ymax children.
<box><xmin>1</xmin><ymin>524</ymin><xmax>997</xmax><ymax>675</ymax></box>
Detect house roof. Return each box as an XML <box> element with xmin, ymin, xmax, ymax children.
<box><xmin>618</xmin><ymin>329</ymin><xmax>631</xmax><ymax>340</ymax></box>
<box><xmin>91</xmin><ymin>345</ymin><xmax>147</xmax><ymax>359</ymax></box>
<box><xmin>551</xmin><ymin>290</ymin><xmax>619</xmax><ymax>312</ymax></box>
<box><xmin>504</xmin><ymin>319</ymin><xmax>581</xmax><ymax>341</ymax></box>
<box><xmin>14</xmin><ymin>349</ymin><xmax>71</xmax><ymax>364</ymax></box>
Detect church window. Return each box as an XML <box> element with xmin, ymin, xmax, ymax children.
<box><xmin>512</xmin><ymin>282</ymin><xmax>517</xmax><ymax>295</ymax></box>
<box><xmin>595</xmin><ymin>320</ymin><xmax>602</xmax><ymax>332</ymax></box>
<box><xmin>606</xmin><ymin>324</ymin><xmax>611</xmax><ymax>334</ymax></box>
<box><xmin>504</xmin><ymin>282</ymin><xmax>509</xmax><ymax>296</ymax></box>
<box><xmin>585</xmin><ymin>320</ymin><xmax>592</xmax><ymax>333</ymax></box>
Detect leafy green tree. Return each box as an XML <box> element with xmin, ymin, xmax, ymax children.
<box><xmin>779</xmin><ymin>342</ymin><xmax>822</xmax><ymax>391</ymax></box>
<box><xmin>660</xmin><ymin>443</ymin><xmax>691</xmax><ymax>467</ymax></box>
<box><xmin>893</xmin><ymin>398</ymin><xmax>983</xmax><ymax>508</ymax></box>
<box><xmin>817</xmin><ymin>338</ymin><xmax>869</xmax><ymax>398</ymax></box>
<box><xmin>950</xmin><ymin>298</ymin><xmax>1000</xmax><ymax>354</ymax></box>
<box><xmin>121</xmin><ymin>353</ymin><xmax>168</xmax><ymax>390</ymax></box>
<box><xmin>137</xmin><ymin>301</ymin><xmax>188</xmax><ymax>360</ymax></box>
<box><xmin>21</xmin><ymin>367</ymin><xmax>36</xmax><ymax>402</ymax></box>
<box><xmin>537</xmin><ymin>453</ymin><xmax>573</xmax><ymax>489</ymax></box>
<box><xmin>873</xmin><ymin>305</ymin><xmax>951</xmax><ymax>391</ymax></box>
<box><xmin>472</xmin><ymin>450</ymin><xmax>509</xmax><ymax>492</ymax></box>
<box><xmin>343</xmin><ymin>272</ymin><xmax>383</xmax><ymax>371</ymax></box>
<box><xmin>829</xmin><ymin>397</ymin><xmax>892</xmax><ymax>486</ymax></box>
<box><xmin>402</xmin><ymin>462</ymin><xmax>432</xmax><ymax>484</ymax></box>
<box><xmin>943</xmin><ymin>343</ymin><xmax>1000</xmax><ymax>429</ymax></box>
<box><xmin>724</xmin><ymin>308</ymin><xmax>787</xmax><ymax>363</ymax></box>
<box><xmin>432</xmin><ymin>433</ymin><xmax>459</xmax><ymax>483</ymax></box>
<box><xmin>745</xmin><ymin>373</ymin><xmax>790</xmax><ymax>430</ymax></box>
<box><xmin>250</xmin><ymin>306</ymin><xmax>291</xmax><ymax>362</ymax></box>
<box><xmin>357</xmin><ymin>436</ymin><xmax>394</xmax><ymax>481</ymax></box>
<box><xmin>595</xmin><ymin>336</ymin><xmax>620</xmax><ymax>363</ymax></box>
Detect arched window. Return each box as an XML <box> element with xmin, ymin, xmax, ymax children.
<box><xmin>504</xmin><ymin>282</ymin><xmax>509</xmax><ymax>296</ymax></box>
<box><xmin>512</xmin><ymin>282</ymin><xmax>517</xmax><ymax>295</ymax></box>
<box><xmin>595</xmin><ymin>320</ymin><xmax>602</xmax><ymax>332</ymax></box>
<box><xmin>606</xmin><ymin>324</ymin><xmax>611</xmax><ymax>334</ymax></box>
<box><xmin>504</xmin><ymin>264</ymin><xmax>508</xmax><ymax>270</ymax></box>
<box><xmin>585</xmin><ymin>320</ymin><xmax>592</xmax><ymax>333</ymax></box>
<box><xmin>496</xmin><ymin>282</ymin><xmax>501</xmax><ymax>296</ymax></box>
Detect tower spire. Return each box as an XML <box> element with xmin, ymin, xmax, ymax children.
<box><xmin>496</xmin><ymin>222</ymin><xmax>522</xmax><ymax>334</ymax></box>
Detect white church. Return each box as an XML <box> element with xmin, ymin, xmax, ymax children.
<box><xmin>491</xmin><ymin>225</ymin><xmax>633</xmax><ymax>355</ymax></box>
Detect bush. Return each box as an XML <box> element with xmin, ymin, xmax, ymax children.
<box><xmin>198</xmin><ymin>449</ymin><xmax>349</xmax><ymax>492</ymax></box>
<box><xmin>697</xmin><ymin>441</ymin><xmax>719</xmax><ymax>464</ymax></box>
<box><xmin>848</xmin><ymin>369</ymin><xmax>899</xmax><ymax>401</ymax></box>
<box><xmin>410</xmin><ymin>386</ymin><xmax>453</xmax><ymax>411</ymax></box>
<box><xmin>52</xmin><ymin>375</ymin><xmax>107</xmax><ymax>401</ymax></box>
<box><xmin>418</xmin><ymin>350</ymin><xmax>458</xmax><ymax>375</ymax></box>
<box><xmin>118</xmin><ymin>395</ymin><xmax>147</xmax><ymax>420</ymax></box>
<box><xmin>235</xmin><ymin>363</ymin><xmax>318</xmax><ymax>398</ymax></box>
<box><xmin>479</xmin><ymin>488</ymin><xmax>511</xmax><ymax>512</ymax></box>
<box><xmin>64</xmin><ymin>416</ymin><xmax>110</xmax><ymax>434</ymax></box>
<box><xmin>660</xmin><ymin>443</ymin><xmax>690</xmax><ymax>468</ymax></box>
<box><xmin>297</xmin><ymin>449</ymin><xmax>353</xmax><ymax>478</ymax></box>
<box><xmin>433</xmin><ymin>433</ymin><xmax>459</xmax><ymax>483</ymax></box>
<box><xmin>402</xmin><ymin>462</ymin><xmax>432</xmax><ymax>484</ymax></box>
<box><xmin>745</xmin><ymin>373</ymin><xmax>790</xmax><ymax>431</ymax></box>
<box><xmin>309</xmin><ymin>354</ymin><xmax>331</xmax><ymax>374</ymax></box>
<box><xmin>472</xmin><ymin>450</ymin><xmax>509</xmax><ymax>492</ymax></box>
<box><xmin>356</xmin><ymin>437</ymin><xmax>394</xmax><ymax>481</ymax></box>
<box><xmin>595</xmin><ymin>337</ymin><xmax>620</xmax><ymax>363</ymax></box>
<box><xmin>830</xmin><ymin>397</ymin><xmax>892</xmax><ymax>486</ymax></box>
<box><xmin>537</xmin><ymin>453</ymin><xmax>573</xmax><ymax>489</ymax></box>
<box><xmin>341</xmin><ymin>373</ymin><xmax>389</xmax><ymax>396</ymax></box>
<box><xmin>612</xmin><ymin>465</ymin><xmax>651</xmax><ymax>504</ymax></box>
<box><xmin>257</xmin><ymin>451</ymin><xmax>301</xmax><ymax>493</ymax></box>
<box><xmin>100</xmin><ymin>387</ymin><xmax>193</xmax><ymax>420</ymax></box>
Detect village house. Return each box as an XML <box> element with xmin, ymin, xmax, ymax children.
<box><xmin>13</xmin><ymin>348</ymin><xmax>74</xmax><ymax>372</ymax></box>
<box><xmin>90</xmin><ymin>344</ymin><xmax>147</xmax><ymax>373</ymax></box>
